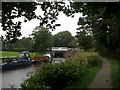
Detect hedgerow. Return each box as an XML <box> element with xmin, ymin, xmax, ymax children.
<box><xmin>21</xmin><ymin>52</ymin><xmax>101</xmax><ymax>90</ymax></box>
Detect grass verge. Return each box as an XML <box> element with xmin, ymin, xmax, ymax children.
<box><xmin>108</xmin><ymin>58</ymin><xmax>119</xmax><ymax>88</ymax></box>
<box><xmin>0</xmin><ymin>51</ymin><xmax>36</xmax><ymax>57</ymax></box>
<box><xmin>64</xmin><ymin>59</ymin><xmax>102</xmax><ymax>89</ymax></box>
<box><xmin>0</xmin><ymin>51</ymin><xmax>19</xmax><ymax>57</ymax></box>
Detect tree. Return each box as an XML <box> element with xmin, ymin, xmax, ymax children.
<box><xmin>0</xmin><ymin>36</ymin><xmax>6</xmax><ymax>50</ymax></box>
<box><xmin>52</xmin><ymin>31</ymin><xmax>74</xmax><ymax>47</ymax></box>
<box><xmin>76</xmin><ymin>30</ymin><xmax>94</xmax><ymax>51</ymax></box>
<box><xmin>2</xmin><ymin>2</ymin><xmax>37</xmax><ymax>42</ymax></box>
<box><xmin>68</xmin><ymin>37</ymin><xmax>78</xmax><ymax>48</ymax></box>
<box><xmin>71</xmin><ymin>2</ymin><xmax>120</xmax><ymax>58</ymax></box>
<box><xmin>32</xmin><ymin>27</ymin><xmax>52</xmax><ymax>54</ymax></box>
<box><xmin>2</xmin><ymin>2</ymin><xmax>64</xmax><ymax>42</ymax></box>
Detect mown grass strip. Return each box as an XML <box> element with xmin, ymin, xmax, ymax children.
<box><xmin>0</xmin><ymin>51</ymin><xmax>36</xmax><ymax>57</ymax></box>
<box><xmin>0</xmin><ymin>51</ymin><xmax>19</xmax><ymax>57</ymax></box>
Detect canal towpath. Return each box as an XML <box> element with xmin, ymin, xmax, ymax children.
<box><xmin>88</xmin><ymin>57</ymin><xmax>112</xmax><ymax>88</ymax></box>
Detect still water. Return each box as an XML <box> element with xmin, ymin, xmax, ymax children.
<box><xmin>1</xmin><ymin>59</ymin><xmax>64</xmax><ymax>89</ymax></box>
<box><xmin>2</xmin><ymin>64</ymin><xmax>39</xmax><ymax>88</ymax></box>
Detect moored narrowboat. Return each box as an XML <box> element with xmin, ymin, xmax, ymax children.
<box><xmin>31</xmin><ymin>56</ymin><xmax>49</xmax><ymax>63</ymax></box>
<box><xmin>1</xmin><ymin>51</ymin><xmax>33</xmax><ymax>69</ymax></box>
<box><xmin>1</xmin><ymin>57</ymin><xmax>33</xmax><ymax>69</ymax></box>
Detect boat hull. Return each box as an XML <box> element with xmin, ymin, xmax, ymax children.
<box><xmin>2</xmin><ymin>61</ymin><xmax>32</xmax><ymax>69</ymax></box>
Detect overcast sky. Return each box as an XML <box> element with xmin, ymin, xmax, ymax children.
<box><xmin>20</xmin><ymin>12</ymin><xmax>81</xmax><ymax>37</ymax></box>
<box><xmin>0</xmin><ymin>6</ymin><xmax>82</xmax><ymax>38</ymax></box>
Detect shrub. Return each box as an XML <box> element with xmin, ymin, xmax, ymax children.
<box><xmin>21</xmin><ymin>60</ymin><xmax>85</xmax><ymax>90</ymax></box>
<box><xmin>87</xmin><ymin>56</ymin><xmax>101</xmax><ymax>67</ymax></box>
<box><xmin>72</xmin><ymin>52</ymin><xmax>101</xmax><ymax>68</ymax></box>
<box><xmin>21</xmin><ymin>52</ymin><xmax>101</xmax><ymax>89</ymax></box>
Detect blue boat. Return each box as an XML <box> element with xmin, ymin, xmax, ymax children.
<box><xmin>1</xmin><ymin>57</ymin><xmax>32</xmax><ymax>69</ymax></box>
<box><xmin>1</xmin><ymin>51</ymin><xmax>33</xmax><ymax>69</ymax></box>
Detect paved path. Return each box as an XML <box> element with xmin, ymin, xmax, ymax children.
<box><xmin>88</xmin><ymin>57</ymin><xmax>112</xmax><ymax>88</ymax></box>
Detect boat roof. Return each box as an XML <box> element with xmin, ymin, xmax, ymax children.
<box><xmin>20</xmin><ymin>51</ymin><xmax>29</xmax><ymax>54</ymax></box>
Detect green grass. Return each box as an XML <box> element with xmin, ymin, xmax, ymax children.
<box><xmin>108</xmin><ymin>58</ymin><xmax>119</xmax><ymax>88</ymax></box>
<box><xmin>64</xmin><ymin>58</ymin><xmax>102</xmax><ymax>89</ymax></box>
<box><xmin>0</xmin><ymin>51</ymin><xmax>19</xmax><ymax>57</ymax></box>
<box><xmin>30</xmin><ymin>52</ymin><xmax>36</xmax><ymax>57</ymax></box>
<box><xmin>0</xmin><ymin>51</ymin><xmax>36</xmax><ymax>57</ymax></box>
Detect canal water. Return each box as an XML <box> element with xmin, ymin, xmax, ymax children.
<box><xmin>1</xmin><ymin>58</ymin><xmax>65</xmax><ymax>89</ymax></box>
<box><xmin>2</xmin><ymin>64</ymin><xmax>40</xmax><ymax>88</ymax></box>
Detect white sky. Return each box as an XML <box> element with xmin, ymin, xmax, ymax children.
<box><xmin>0</xmin><ymin>6</ymin><xmax>82</xmax><ymax>38</ymax></box>
<box><xmin>20</xmin><ymin>12</ymin><xmax>81</xmax><ymax>37</ymax></box>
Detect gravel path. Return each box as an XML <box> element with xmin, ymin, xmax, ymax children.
<box><xmin>87</xmin><ymin>57</ymin><xmax>112</xmax><ymax>88</ymax></box>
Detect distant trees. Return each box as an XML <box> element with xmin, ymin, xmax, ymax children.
<box><xmin>5</xmin><ymin>43</ymin><xmax>14</xmax><ymax>51</ymax></box>
<box><xmin>2</xmin><ymin>30</ymin><xmax>79</xmax><ymax>52</ymax></box>
<box><xmin>1</xmin><ymin>37</ymin><xmax>33</xmax><ymax>51</ymax></box>
<box><xmin>52</xmin><ymin>31</ymin><xmax>74</xmax><ymax>47</ymax></box>
<box><xmin>14</xmin><ymin>37</ymin><xmax>33</xmax><ymax>51</ymax></box>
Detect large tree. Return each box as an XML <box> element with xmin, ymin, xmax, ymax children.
<box><xmin>2</xmin><ymin>2</ymin><xmax>64</xmax><ymax>42</ymax></box>
<box><xmin>2</xmin><ymin>2</ymin><xmax>37</xmax><ymax>42</ymax></box>
<box><xmin>71</xmin><ymin>2</ymin><xmax>120</xmax><ymax>57</ymax></box>
<box><xmin>32</xmin><ymin>26</ymin><xmax>52</xmax><ymax>54</ymax></box>
<box><xmin>76</xmin><ymin>30</ymin><xmax>94</xmax><ymax>51</ymax></box>
<box><xmin>52</xmin><ymin>31</ymin><xmax>74</xmax><ymax>47</ymax></box>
